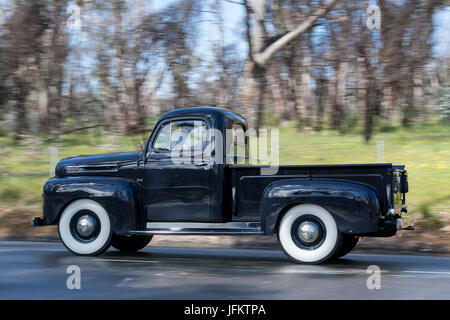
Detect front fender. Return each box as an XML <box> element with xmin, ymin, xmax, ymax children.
<box><xmin>261</xmin><ymin>180</ymin><xmax>381</xmax><ymax>235</ymax></box>
<box><xmin>42</xmin><ymin>177</ymin><xmax>144</xmax><ymax>235</ymax></box>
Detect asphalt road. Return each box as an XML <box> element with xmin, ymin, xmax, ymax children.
<box><xmin>0</xmin><ymin>240</ymin><xmax>449</xmax><ymax>299</ymax></box>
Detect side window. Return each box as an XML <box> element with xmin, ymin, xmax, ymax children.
<box><xmin>153</xmin><ymin>120</ymin><xmax>208</xmax><ymax>151</ymax></box>
<box><xmin>171</xmin><ymin>120</ymin><xmax>207</xmax><ymax>151</ymax></box>
<box><xmin>153</xmin><ymin>123</ymin><xmax>171</xmax><ymax>150</ymax></box>
<box><xmin>233</xmin><ymin>123</ymin><xmax>246</xmax><ymax>158</ymax></box>
<box><xmin>227</xmin><ymin>123</ymin><xmax>247</xmax><ymax>164</ymax></box>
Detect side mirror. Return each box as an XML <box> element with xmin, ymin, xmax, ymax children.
<box><xmin>139</xmin><ymin>141</ymin><xmax>144</xmax><ymax>152</ymax></box>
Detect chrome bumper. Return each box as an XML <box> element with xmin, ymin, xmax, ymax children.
<box><xmin>397</xmin><ymin>216</ymin><xmax>414</xmax><ymax>230</ymax></box>
<box><xmin>387</xmin><ymin>207</ymin><xmax>414</xmax><ymax>231</ymax></box>
<box><xmin>31</xmin><ymin>216</ymin><xmax>45</xmax><ymax>227</ymax></box>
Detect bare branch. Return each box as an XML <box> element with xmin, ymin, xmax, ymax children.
<box><xmin>253</xmin><ymin>0</ymin><xmax>338</xmax><ymax>66</ymax></box>
<box><xmin>224</xmin><ymin>0</ymin><xmax>245</xmax><ymax>5</ymax></box>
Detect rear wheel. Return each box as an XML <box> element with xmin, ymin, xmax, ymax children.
<box><xmin>112</xmin><ymin>235</ymin><xmax>153</xmax><ymax>253</ymax></box>
<box><xmin>334</xmin><ymin>235</ymin><xmax>359</xmax><ymax>258</ymax></box>
<box><xmin>278</xmin><ymin>204</ymin><xmax>342</xmax><ymax>264</ymax></box>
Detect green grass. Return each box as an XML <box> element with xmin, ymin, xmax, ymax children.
<box><xmin>0</xmin><ymin>122</ymin><xmax>449</xmax><ymax>219</ymax></box>
<box><xmin>275</xmin><ymin>121</ymin><xmax>450</xmax><ymax>218</ymax></box>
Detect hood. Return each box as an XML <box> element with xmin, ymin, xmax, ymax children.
<box><xmin>55</xmin><ymin>151</ymin><xmax>141</xmax><ymax>177</ymax></box>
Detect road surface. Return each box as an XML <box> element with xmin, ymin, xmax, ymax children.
<box><xmin>0</xmin><ymin>240</ymin><xmax>449</xmax><ymax>299</ymax></box>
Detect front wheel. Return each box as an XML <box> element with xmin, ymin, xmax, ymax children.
<box><xmin>111</xmin><ymin>235</ymin><xmax>153</xmax><ymax>253</ymax></box>
<box><xmin>278</xmin><ymin>204</ymin><xmax>342</xmax><ymax>264</ymax></box>
<box><xmin>58</xmin><ymin>199</ymin><xmax>113</xmax><ymax>256</ymax></box>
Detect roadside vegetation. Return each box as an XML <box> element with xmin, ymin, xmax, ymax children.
<box><xmin>0</xmin><ymin>119</ymin><xmax>448</xmax><ymax>228</ymax></box>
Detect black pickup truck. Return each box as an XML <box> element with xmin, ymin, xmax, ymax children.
<box><xmin>32</xmin><ymin>107</ymin><xmax>410</xmax><ymax>264</ymax></box>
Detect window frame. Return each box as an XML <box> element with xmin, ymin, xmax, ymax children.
<box><xmin>148</xmin><ymin>117</ymin><xmax>210</xmax><ymax>155</ymax></box>
<box><xmin>152</xmin><ymin>122</ymin><xmax>172</xmax><ymax>151</ymax></box>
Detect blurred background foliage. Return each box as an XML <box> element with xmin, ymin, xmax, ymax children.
<box><xmin>0</xmin><ymin>0</ymin><xmax>449</xmax><ymax>225</ymax></box>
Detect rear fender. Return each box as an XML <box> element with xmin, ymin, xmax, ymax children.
<box><xmin>261</xmin><ymin>180</ymin><xmax>381</xmax><ymax>235</ymax></box>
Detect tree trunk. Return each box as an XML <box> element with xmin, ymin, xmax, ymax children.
<box><xmin>38</xmin><ymin>79</ymin><xmax>49</xmax><ymax>134</ymax></box>
<box><xmin>14</xmin><ymin>79</ymin><xmax>28</xmax><ymax>138</ymax></box>
<box><xmin>315</xmin><ymin>76</ymin><xmax>328</xmax><ymax>131</ymax></box>
<box><xmin>132</xmin><ymin>81</ymin><xmax>146</xmax><ymax>133</ymax></box>
<box><xmin>253</xmin><ymin>64</ymin><xmax>266</xmax><ymax>132</ymax></box>
<box><xmin>331</xmin><ymin>61</ymin><xmax>347</xmax><ymax>132</ymax></box>
<box><xmin>364</xmin><ymin>85</ymin><xmax>375</xmax><ymax>142</ymax></box>
<box><xmin>295</xmin><ymin>54</ymin><xmax>311</xmax><ymax>128</ymax></box>
<box><xmin>266</xmin><ymin>71</ymin><xmax>288</xmax><ymax>120</ymax></box>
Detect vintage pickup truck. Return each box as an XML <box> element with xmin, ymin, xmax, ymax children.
<box><xmin>32</xmin><ymin>107</ymin><xmax>410</xmax><ymax>264</ymax></box>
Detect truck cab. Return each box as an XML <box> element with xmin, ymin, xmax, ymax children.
<box><xmin>32</xmin><ymin>107</ymin><xmax>411</xmax><ymax>264</ymax></box>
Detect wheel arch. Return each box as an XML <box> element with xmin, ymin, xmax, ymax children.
<box><xmin>273</xmin><ymin>202</ymin><xmax>303</xmax><ymax>235</ymax></box>
<box><xmin>51</xmin><ymin>196</ymin><xmax>85</xmax><ymax>224</ymax></box>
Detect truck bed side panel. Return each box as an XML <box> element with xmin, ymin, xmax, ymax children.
<box><xmin>228</xmin><ymin>164</ymin><xmax>392</xmax><ymax>225</ymax></box>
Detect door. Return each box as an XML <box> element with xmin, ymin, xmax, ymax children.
<box><xmin>144</xmin><ymin>118</ymin><xmax>212</xmax><ymax>222</ymax></box>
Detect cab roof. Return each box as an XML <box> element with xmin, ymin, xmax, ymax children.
<box><xmin>159</xmin><ymin>107</ymin><xmax>247</xmax><ymax>127</ymax></box>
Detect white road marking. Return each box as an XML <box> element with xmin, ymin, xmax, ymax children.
<box><xmin>0</xmin><ymin>248</ymin><xmax>62</xmax><ymax>252</ymax></box>
<box><xmin>276</xmin><ymin>266</ymin><xmax>371</xmax><ymax>275</ymax></box>
<box><xmin>95</xmin><ymin>258</ymin><xmax>159</xmax><ymax>263</ymax></box>
<box><xmin>117</xmin><ymin>277</ymin><xmax>134</xmax><ymax>287</ymax></box>
<box><xmin>403</xmin><ymin>270</ymin><xmax>450</xmax><ymax>275</ymax></box>
<box><xmin>0</xmin><ymin>240</ymin><xmax>60</xmax><ymax>245</ymax></box>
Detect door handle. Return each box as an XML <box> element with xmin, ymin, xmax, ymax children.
<box><xmin>195</xmin><ymin>162</ymin><xmax>209</xmax><ymax>167</ymax></box>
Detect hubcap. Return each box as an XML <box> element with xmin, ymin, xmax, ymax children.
<box><xmin>76</xmin><ymin>215</ymin><xmax>96</xmax><ymax>237</ymax></box>
<box><xmin>298</xmin><ymin>221</ymin><xmax>320</xmax><ymax>243</ymax></box>
<box><xmin>69</xmin><ymin>209</ymin><xmax>101</xmax><ymax>243</ymax></box>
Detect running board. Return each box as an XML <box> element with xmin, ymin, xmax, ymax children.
<box><xmin>129</xmin><ymin>222</ymin><xmax>263</xmax><ymax>236</ymax></box>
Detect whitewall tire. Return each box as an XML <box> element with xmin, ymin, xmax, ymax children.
<box><xmin>58</xmin><ymin>199</ymin><xmax>113</xmax><ymax>256</ymax></box>
<box><xmin>278</xmin><ymin>204</ymin><xmax>341</xmax><ymax>264</ymax></box>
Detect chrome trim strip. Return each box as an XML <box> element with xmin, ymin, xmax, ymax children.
<box><xmin>129</xmin><ymin>229</ymin><xmax>263</xmax><ymax>236</ymax></box>
<box><xmin>66</xmin><ymin>163</ymin><xmax>119</xmax><ymax>173</ymax></box>
<box><xmin>135</xmin><ymin>222</ymin><xmax>263</xmax><ymax>235</ymax></box>
<box><xmin>77</xmin><ymin>163</ymin><xmax>119</xmax><ymax>168</ymax></box>
<box><xmin>145</xmin><ymin>221</ymin><xmax>260</xmax><ymax>230</ymax></box>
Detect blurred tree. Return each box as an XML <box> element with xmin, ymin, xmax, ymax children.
<box><xmin>242</xmin><ymin>0</ymin><xmax>339</xmax><ymax>131</ymax></box>
<box><xmin>0</xmin><ymin>0</ymin><xmax>447</xmax><ymax>141</ymax></box>
<box><xmin>91</xmin><ymin>0</ymin><xmax>199</xmax><ymax>134</ymax></box>
<box><xmin>37</xmin><ymin>1</ymin><xmax>69</xmax><ymax>134</ymax></box>
<box><xmin>0</xmin><ymin>0</ymin><xmax>68</xmax><ymax>136</ymax></box>
<box><xmin>1</xmin><ymin>1</ymin><xmax>46</xmax><ymax>136</ymax></box>
<box><xmin>379</xmin><ymin>0</ymin><xmax>444</xmax><ymax>127</ymax></box>
<box><xmin>434</xmin><ymin>57</ymin><xmax>450</xmax><ymax>123</ymax></box>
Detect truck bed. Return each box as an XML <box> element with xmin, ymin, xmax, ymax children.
<box><xmin>227</xmin><ymin>164</ymin><xmax>394</xmax><ymax>222</ymax></box>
